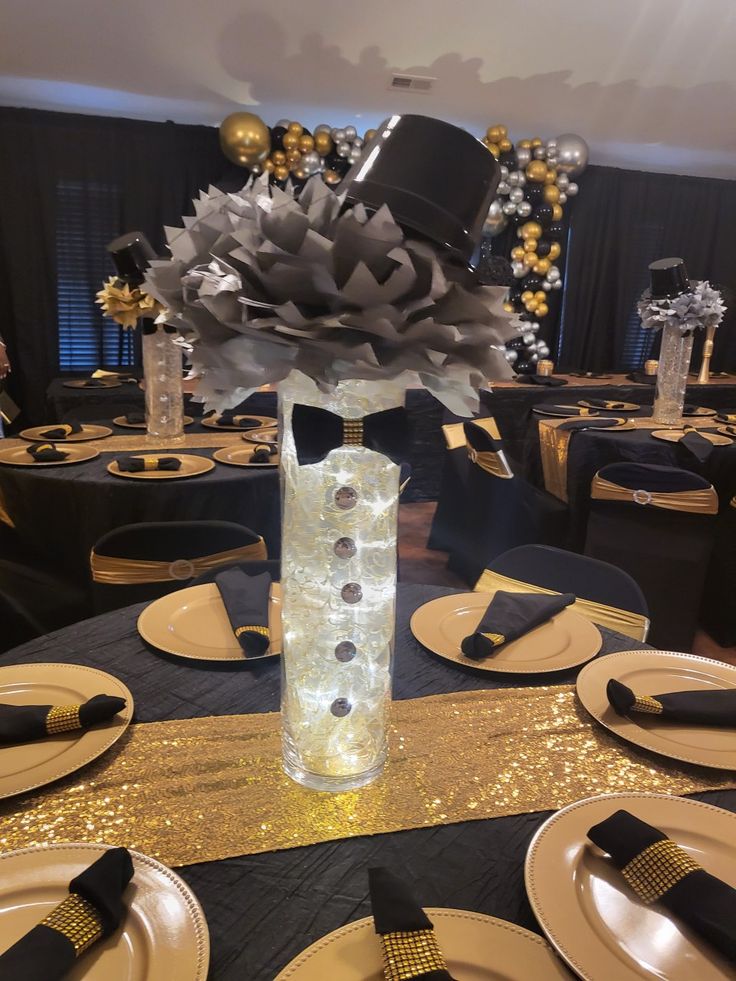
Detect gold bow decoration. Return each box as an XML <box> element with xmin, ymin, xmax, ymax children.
<box><xmin>96</xmin><ymin>277</ymin><xmax>164</xmax><ymax>329</ymax></box>
<box><xmin>467</xmin><ymin>445</ymin><xmax>514</xmax><ymax>479</ymax></box>
<box><xmin>590</xmin><ymin>475</ymin><xmax>718</xmax><ymax>515</ymax></box>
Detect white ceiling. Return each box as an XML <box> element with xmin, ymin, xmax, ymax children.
<box><xmin>3</xmin><ymin>0</ymin><xmax>736</xmax><ymax>177</ymax></box>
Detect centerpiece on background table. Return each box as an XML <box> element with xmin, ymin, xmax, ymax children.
<box><xmin>638</xmin><ymin>258</ymin><xmax>725</xmax><ymax>426</ymax></box>
<box><xmin>145</xmin><ymin>113</ymin><xmax>517</xmax><ymax>791</ymax></box>
<box><xmin>97</xmin><ymin>233</ymin><xmax>186</xmax><ymax>439</ymax></box>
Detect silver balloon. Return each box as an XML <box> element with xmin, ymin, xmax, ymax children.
<box><xmin>543</xmin><ymin>281</ymin><xmax>552</xmax><ymax>291</ymax></box>
<box><xmin>336</xmin><ymin>141</ymin><xmax>351</xmax><ymax>158</ymax></box>
<box><xmin>300</xmin><ymin>152</ymin><xmax>322</xmax><ymax>175</ymax></box>
<box><xmin>546</xmin><ymin>150</ymin><xmax>558</xmax><ymax>164</ymax></box>
<box><xmin>538</xmin><ymin>344</ymin><xmax>550</xmax><ymax>358</ymax></box>
<box><xmin>517</xmin><ymin>200</ymin><xmax>532</xmax><ymax>218</ymax></box>
<box><xmin>344</xmin><ymin>125</ymin><xmax>357</xmax><ymax>141</ymax></box>
<box><xmin>275</xmin><ymin>118</ymin><xmax>291</xmax><ymax>129</ymax></box>
<box><xmin>556</xmin><ymin>172</ymin><xmax>570</xmax><ymax>190</ymax></box>
<box><xmin>509</xmin><ymin>187</ymin><xmax>524</xmax><ymax>204</ymax></box>
<box><xmin>516</xmin><ymin>146</ymin><xmax>531</xmax><ymax>167</ymax></box>
<box><xmin>499</xmin><ymin>165</ymin><xmax>509</xmax><ymax>180</ymax></box>
<box><xmin>497</xmin><ymin>181</ymin><xmax>511</xmax><ymax>196</ymax></box>
<box><xmin>502</xmin><ymin>201</ymin><xmax>518</xmax><ymax>216</ymax></box>
<box><xmin>529</xmin><ymin>352</ymin><xmax>539</xmax><ymax>363</ymax></box>
<box><xmin>483</xmin><ymin>199</ymin><xmax>507</xmax><ymax>237</ymax></box>
<box><xmin>508</xmin><ymin>170</ymin><xmax>526</xmax><ymax>187</ymax></box>
<box><xmin>512</xmin><ymin>261</ymin><xmax>527</xmax><ymax>278</ymax></box>
<box><xmin>504</xmin><ymin>348</ymin><xmax>518</xmax><ymax>364</ymax></box>
<box><xmin>352</xmin><ymin>137</ymin><xmax>364</xmax><ymax>149</ymax></box>
<box><xmin>348</xmin><ymin>148</ymin><xmax>362</xmax><ymax>164</ymax></box>
<box><xmin>546</xmin><ymin>139</ymin><xmax>558</xmax><ymax>153</ymax></box>
<box><xmin>522</xmin><ymin>332</ymin><xmax>535</xmax><ymax>345</ymax></box>
<box><xmin>547</xmin><ymin>266</ymin><xmax>561</xmax><ymax>283</ymax></box>
<box><xmin>555</xmin><ymin>134</ymin><xmax>589</xmax><ymax>177</ymax></box>
<box><xmin>552</xmin><ymin>279</ymin><xmax>563</xmax><ymax>290</ymax></box>
<box><xmin>558</xmin><ymin>193</ymin><xmax>568</xmax><ymax>204</ymax></box>
<box><xmin>526</xmin><ymin>321</ymin><xmax>540</xmax><ymax>332</ymax></box>
<box><xmin>331</xmin><ymin>128</ymin><xmax>346</xmax><ymax>142</ymax></box>
<box><xmin>533</xmin><ymin>146</ymin><xmax>547</xmax><ymax>160</ymax></box>
<box><xmin>566</xmin><ymin>182</ymin><xmax>579</xmax><ymax>196</ymax></box>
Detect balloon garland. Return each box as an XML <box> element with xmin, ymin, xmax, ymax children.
<box><xmin>218</xmin><ymin>113</ymin><xmax>588</xmax><ymax>374</ymax></box>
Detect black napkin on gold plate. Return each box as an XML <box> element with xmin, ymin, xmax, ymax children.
<box><xmin>79</xmin><ymin>379</ymin><xmax>107</xmax><ymax>388</ymax></box>
<box><xmin>607</xmin><ymin>679</ymin><xmax>736</xmax><ymax>727</ymax></box>
<box><xmin>215</xmin><ymin>568</ymin><xmax>271</xmax><ymax>657</ymax></box>
<box><xmin>626</xmin><ymin>372</ymin><xmax>656</xmax><ymax>385</ymax></box>
<box><xmin>250</xmin><ymin>443</ymin><xmax>276</xmax><ymax>463</ymax></box>
<box><xmin>579</xmin><ymin>399</ymin><xmax>632</xmax><ymax>411</ymax></box>
<box><xmin>558</xmin><ymin>417</ymin><xmax>622</xmax><ymax>432</ymax></box>
<box><xmin>218</xmin><ymin>411</ymin><xmax>260</xmax><ymax>429</ymax></box>
<box><xmin>0</xmin><ymin>847</ymin><xmax>134</xmax><ymax>980</ymax></box>
<box><xmin>369</xmin><ymin>867</ymin><xmax>455</xmax><ymax>980</ymax></box>
<box><xmin>461</xmin><ymin>590</ymin><xmax>575</xmax><ymax>659</ymax></box>
<box><xmin>115</xmin><ymin>455</ymin><xmax>181</xmax><ymax>472</ymax></box>
<box><xmin>124</xmin><ymin>412</ymin><xmax>146</xmax><ymax>425</ymax></box>
<box><xmin>679</xmin><ymin>429</ymin><xmax>714</xmax><ymax>463</ymax></box>
<box><xmin>27</xmin><ymin>443</ymin><xmax>68</xmax><ymax>463</ymax></box>
<box><xmin>534</xmin><ymin>403</ymin><xmax>597</xmax><ymax>418</ymax></box>
<box><xmin>716</xmin><ymin>413</ymin><xmax>736</xmax><ymax>424</ymax></box>
<box><xmin>37</xmin><ymin>422</ymin><xmax>83</xmax><ymax>440</ymax></box>
<box><xmin>0</xmin><ymin>695</ymin><xmax>126</xmax><ymax>745</ymax></box>
<box><xmin>588</xmin><ymin>810</ymin><xmax>736</xmax><ymax>964</ymax></box>
<box><xmin>515</xmin><ymin>375</ymin><xmax>568</xmax><ymax>386</ymax></box>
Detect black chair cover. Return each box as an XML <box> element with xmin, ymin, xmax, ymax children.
<box><xmin>701</xmin><ymin>498</ymin><xmax>736</xmax><ymax>646</ymax></box>
<box><xmin>91</xmin><ymin>520</ymin><xmax>267</xmax><ymax>614</ymax></box>
<box><xmin>487</xmin><ymin>544</ymin><xmax>649</xmax><ymax>619</ymax></box>
<box><xmin>447</xmin><ymin>423</ymin><xmax>568</xmax><ymax>586</ymax></box>
<box><xmin>427</xmin><ymin>443</ymin><xmax>469</xmax><ymax>553</ymax></box>
<box><xmin>584</xmin><ymin>463</ymin><xmax>716</xmax><ymax>650</ymax></box>
<box><xmin>0</xmin><ymin>559</ymin><xmax>89</xmax><ymax>655</ymax></box>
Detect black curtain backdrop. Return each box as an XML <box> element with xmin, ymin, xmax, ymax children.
<box><xmin>558</xmin><ymin>164</ymin><xmax>736</xmax><ymax>373</ymax></box>
<box><xmin>0</xmin><ymin>108</ymin><xmax>243</xmax><ymax>422</ymax></box>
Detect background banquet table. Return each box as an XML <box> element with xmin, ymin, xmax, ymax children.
<box><xmin>4</xmin><ymin>583</ymin><xmax>735</xmax><ymax>979</ymax></box>
<box><xmin>0</xmin><ymin>435</ymin><xmax>281</xmax><ymax>581</ymax></box>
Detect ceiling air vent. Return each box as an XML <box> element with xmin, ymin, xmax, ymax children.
<box><xmin>389</xmin><ymin>73</ymin><xmax>436</xmax><ymax>93</ymax></box>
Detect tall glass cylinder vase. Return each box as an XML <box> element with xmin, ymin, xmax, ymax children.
<box><xmin>141</xmin><ymin>325</ymin><xmax>184</xmax><ymax>439</ymax></box>
<box><xmin>279</xmin><ymin>370</ymin><xmax>405</xmax><ymax>792</ymax></box>
<box><xmin>652</xmin><ymin>324</ymin><xmax>695</xmax><ymax>426</ymax></box>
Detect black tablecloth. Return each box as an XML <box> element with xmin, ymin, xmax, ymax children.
<box><xmin>6</xmin><ymin>583</ymin><xmax>735</xmax><ymax>979</ymax></box>
<box><xmin>0</xmin><ymin>446</ymin><xmax>281</xmax><ymax>581</ymax></box>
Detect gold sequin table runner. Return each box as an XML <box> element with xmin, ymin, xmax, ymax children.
<box><xmin>1</xmin><ymin>688</ymin><xmax>732</xmax><ymax>868</ymax></box>
<box><xmin>538</xmin><ymin>416</ymin><xmax>716</xmax><ymax>501</ymax></box>
<box><xmin>0</xmin><ymin>433</ymin><xmax>247</xmax><ymax>454</ymax></box>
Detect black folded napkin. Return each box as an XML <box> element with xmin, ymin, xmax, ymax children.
<box><xmin>588</xmin><ymin>810</ymin><xmax>736</xmax><ymax>964</ymax></box>
<box><xmin>682</xmin><ymin>404</ymin><xmax>710</xmax><ymax>417</ymax></box>
<box><xmin>716</xmin><ymin>413</ymin><xmax>736</xmax><ymax>424</ymax></box>
<box><xmin>626</xmin><ymin>372</ymin><xmax>656</xmax><ymax>385</ymax></box>
<box><xmin>27</xmin><ymin>442</ymin><xmax>68</xmax><ymax>462</ymax></box>
<box><xmin>369</xmin><ymin>867</ymin><xmax>455</xmax><ymax>981</ymax></box>
<box><xmin>579</xmin><ymin>399</ymin><xmax>631</xmax><ymax>410</ymax></box>
<box><xmin>720</xmin><ymin>424</ymin><xmax>736</xmax><ymax>438</ymax></box>
<box><xmin>515</xmin><ymin>375</ymin><xmax>568</xmax><ymax>386</ymax></box>
<box><xmin>115</xmin><ymin>455</ymin><xmax>182</xmax><ymax>472</ymax></box>
<box><xmin>37</xmin><ymin>421</ymin><xmax>83</xmax><ymax>440</ymax></box>
<box><xmin>80</xmin><ymin>379</ymin><xmax>107</xmax><ymax>388</ymax></box>
<box><xmin>0</xmin><ymin>694</ymin><xmax>126</xmax><ymax>745</ymax></box>
<box><xmin>569</xmin><ymin>371</ymin><xmax>613</xmax><ymax>379</ymax></box>
<box><xmin>250</xmin><ymin>443</ymin><xmax>275</xmax><ymax>463</ymax></box>
<box><xmin>0</xmin><ymin>847</ymin><xmax>134</xmax><ymax>980</ymax></box>
<box><xmin>461</xmin><ymin>590</ymin><xmax>575</xmax><ymax>659</ymax></box>
<box><xmin>535</xmin><ymin>403</ymin><xmax>597</xmax><ymax>418</ymax></box>
<box><xmin>607</xmin><ymin>679</ymin><xmax>736</xmax><ymax>727</ymax></box>
<box><xmin>124</xmin><ymin>412</ymin><xmax>145</xmax><ymax>424</ymax></box>
<box><xmin>218</xmin><ymin>411</ymin><xmax>260</xmax><ymax>429</ymax></box>
<box><xmin>679</xmin><ymin>429</ymin><xmax>714</xmax><ymax>463</ymax></box>
<box><xmin>215</xmin><ymin>568</ymin><xmax>272</xmax><ymax>657</ymax></box>
<box><xmin>558</xmin><ymin>417</ymin><xmax>622</xmax><ymax>432</ymax></box>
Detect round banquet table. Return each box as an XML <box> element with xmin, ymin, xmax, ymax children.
<box><xmin>0</xmin><ymin>444</ymin><xmax>281</xmax><ymax>581</ymax></box>
<box><xmin>4</xmin><ymin>583</ymin><xmax>735</xmax><ymax>979</ymax></box>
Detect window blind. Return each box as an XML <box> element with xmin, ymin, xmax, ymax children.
<box><xmin>619</xmin><ymin>221</ymin><xmax>665</xmax><ymax>370</ymax></box>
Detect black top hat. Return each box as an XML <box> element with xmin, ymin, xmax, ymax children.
<box><xmin>341</xmin><ymin>114</ymin><xmax>500</xmax><ymax>261</ymax></box>
<box><xmin>106</xmin><ymin>232</ymin><xmax>156</xmax><ymax>286</ymax></box>
<box><xmin>648</xmin><ymin>257</ymin><xmax>690</xmax><ymax>299</ymax></box>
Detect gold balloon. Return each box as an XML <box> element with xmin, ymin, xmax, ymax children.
<box><xmin>219</xmin><ymin>112</ymin><xmax>271</xmax><ymax>167</ymax></box>
<box><xmin>282</xmin><ymin>132</ymin><xmax>299</xmax><ymax>151</ymax></box>
<box><xmin>299</xmin><ymin>135</ymin><xmax>315</xmax><ymax>153</ymax></box>
<box><xmin>527</xmin><ymin>299</ymin><xmax>539</xmax><ymax>312</ymax></box>
<box><xmin>272</xmin><ymin>150</ymin><xmax>286</xmax><ymax>165</ymax></box>
<box><xmin>531</xmin><ymin>137</ymin><xmax>542</xmax><ymax>147</ymax></box>
<box><xmin>534</xmin><ymin>258</ymin><xmax>551</xmax><ymax>275</ymax></box>
<box><xmin>287</xmin><ymin>122</ymin><xmax>304</xmax><ymax>136</ymax></box>
<box><xmin>552</xmin><ymin>204</ymin><xmax>563</xmax><ymax>221</ymax></box>
<box><xmin>364</xmin><ymin>129</ymin><xmax>377</xmax><ymax>143</ymax></box>
<box><xmin>549</xmin><ymin>243</ymin><xmax>561</xmax><ymax>260</ymax></box>
<box><xmin>525</xmin><ymin>238</ymin><xmax>538</xmax><ymax>252</ymax></box>
<box><xmin>511</xmin><ymin>246</ymin><xmax>526</xmax><ymax>261</ymax></box>
<box><xmin>486</xmin><ymin>125</ymin><xmax>502</xmax><ymax>143</ymax></box>
<box><xmin>535</xmin><ymin>291</ymin><xmax>547</xmax><ymax>301</ymax></box>
<box><xmin>324</xmin><ymin>169</ymin><xmax>342</xmax><ymax>186</ymax></box>
<box><xmin>544</xmin><ymin>167</ymin><xmax>558</xmax><ymax>185</ymax></box>
<box><xmin>485</xmin><ymin>142</ymin><xmax>500</xmax><ymax>158</ymax></box>
<box><xmin>274</xmin><ymin>165</ymin><xmax>289</xmax><ymax>181</ymax></box>
<box><xmin>537</xmin><ymin>303</ymin><xmax>549</xmax><ymax>317</ymax></box>
<box><xmin>497</xmin><ymin>125</ymin><xmax>508</xmax><ymax>138</ymax></box>
<box><xmin>521</xmin><ymin>221</ymin><xmax>543</xmax><ymax>240</ymax></box>
<box><xmin>543</xmin><ymin>185</ymin><xmax>560</xmax><ymax>204</ymax></box>
<box><xmin>521</xmin><ymin>290</ymin><xmax>534</xmax><ymax>302</ymax></box>
<box><xmin>289</xmin><ymin>156</ymin><xmax>303</xmax><ymax>172</ymax></box>
<box><xmin>526</xmin><ymin>160</ymin><xmax>548</xmax><ymax>182</ymax></box>
<box><xmin>263</xmin><ymin>158</ymin><xmax>275</xmax><ymax>173</ymax></box>
<box><xmin>524</xmin><ymin>252</ymin><xmax>538</xmax><ymax>266</ymax></box>
<box><xmin>314</xmin><ymin>132</ymin><xmax>333</xmax><ymax>155</ymax></box>
<box><xmin>499</xmin><ymin>138</ymin><xmax>513</xmax><ymax>152</ymax></box>
<box><xmin>286</xmin><ymin>148</ymin><xmax>302</xmax><ymax>163</ymax></box>
<box><xmin>503</xmin><ymin>301</ymin><xmax>514</xmax><ymax>313</ymax></box>
<box><xmin>518</xmin><ymin>139</ymin><xmax>532</xmax><ymax>149</ymax></box>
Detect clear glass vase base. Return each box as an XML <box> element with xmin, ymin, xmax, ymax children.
<box><xmin>282</xmin><ymin>752</ymin><xmax>386</xmax><ymax>793</ymax></box>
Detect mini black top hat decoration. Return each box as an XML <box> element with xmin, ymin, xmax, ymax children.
<box><xmin>648</xmin><ymin>257</ymin><xmax>691</xmax><ymax>299</ymax></box>
<box><xmin>106</xmin><ymin>231</ymin><xmax>156</xmax><ymax>287</ymax></box>
<box><xmin>341</xmin><ymin>114</ymin><xmax>500</xmax><ymax>261</ymax></box>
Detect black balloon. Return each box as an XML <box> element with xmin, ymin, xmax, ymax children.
<box><xmin>508</xmin><ymin>336</ymin><xmax>527</xmax><ymax>350</ymax></box>
<box><xmin>534</xmin><ymin>204</ymin><xmax>553</xmax><ymax>225</ymax></box>
<box><xmin>525</xmin><ymin>181</ymin><xmax>545</xmax><ymax>204</ymax></box>
<box><xmin>523</xmin><ymin>275</ymin><xmax>543</xmax><ymax>291</ymax></box>
<box><xmin>547</xmin><ymin>221</ymin><xmax>565</xmax><ymax>240</ymax></box>
<box><xmin>536</xmin><ymin>240</ymin><xmax>551</xmax><ymax>257</ymax></box>
<box><xmin>515</xmin><ymin>360</ymin><xmax>536</xmax><ymax>373</ymax></box>
<box><xmin>271</xmin><ymin>126</ymin><xmax>287</xmax><ymax>151</ymax></box>
<box><xmin>499</xmin><ymin>151</ymin><xmax>517</xmax><ymax>169</ymax></box>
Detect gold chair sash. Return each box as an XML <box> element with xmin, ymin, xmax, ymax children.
<box><xmin>591</xmin><ymin>475</ymin><xmax>718</xmax><ymax>515</ymax></box>
<box><xmin>538</xmin><ymin>423</ymin><xmax>571</xmax><ymax>501</ymax></box>
<box><xmin>467</xmin><ymin>445</ymin><xmax>514</xmax><ymax>479</ymax></box>
<box><xmin>90</xmin><ymin>539</ymin><xmax>267</xmax><ymax>585</ymax></box>
<box><xmin>442</xmin><ymin>417</ymin><xmax>500</xmax><ymax>450</ymax></box>
<box><xmin>474</xmin><ymin>568</ymin><xmax>650</xmax><ymax>642</ymax></box>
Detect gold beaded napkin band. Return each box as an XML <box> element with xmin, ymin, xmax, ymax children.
<box><xmin>0</xmin><ymin>687</ymin><xmax>733</xmax><ymax>868</ymax></box>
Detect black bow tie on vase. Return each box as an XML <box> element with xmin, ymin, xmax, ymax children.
<box><xmin>291</xmin><ymin>404</ymin><xmax>410</xmax><ymax>466</ymax></box>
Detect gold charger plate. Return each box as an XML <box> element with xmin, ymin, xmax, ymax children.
<box><xmin>113</xmin><ymin>415</ymin><xmax>194</xmax><ymax>429</ymax></box>
<box><xmin>212</xmin><ymin>445</ymin><xmax>280</xmax><ymax>468</ymax></box>
<box><xmin>0</xmin><ymin>444</ymin><xmax>100</xmax><ymax>468</ymax></box>
<box><xmin>107</xmin><ymin>454</ymin><xmax>215</xmax><ymax>480</ymax></box>
<box><xmin>556</xmin><ymin>417</ymin><xmax>636</xmax><ymax>432</ymax></box>
<box><xmin>578</xmin><ymin>400</ymin><xmax>640</xmax><ymax>412</ymax></box>
<box><xmin>409</xmin><ymin>592</ymin><xmax>601</xmax><ymax>674</ymax></box>
<box><xmin>0</xmin><ymin>843</ymin><xmax>209</xmax><ymax>980</ymax></box>
<box><xmin>275</xmin><ymin>908</ymin><xmax>571</xmax><ymax>980</ymax></box>
<box><xmin>0</xmin><ymin>662</ymin><xmax>133</xmax><ymax>799</ymax></box>
<box><xmin>19</xmin><ymin>424</ymin><xmax>113</xmax><ymax>442</ymax></box>
<box><xmin>683</xmin><ymin>406</ymin><xmax>717</xmax><ymax>417</ymax></box>
<box><xmin>63</xmin><ymin>379</ymin><xmax>121</xmax><ymax>389</ymax></box>
<box><xmin>525</xmin><ymin>793</ymin><xmax>736</xmax><ymax>981</ymax></box>
<box><xmin>717</xmin><ymin>425</ymin><xmax>736</xmax><ymax>438</ymax></box>
<box><xmin>242</xmin><ymin>426</ymin><xmax>279</xmax><ymax>445</ymax></box>
<box><xmin>201</xmin><ymin>414</ymin><xmax>275</xmax><ymax>431</ymax></box>
<box><xmin>576</xmin><ymin>649</ymin><xmax>736</xmax><ymax>770</ymax></box>
<box><xmin>650</xmin><ymin>429</ymin><xmax>732</xmax><ymax>446</ymax></box>
<box><xmin>533</xmin><ymin>405</ymin><xmax>600</xmax><ymax>418</ymax></box>
<box><xmin>137</xmin><ymin>582</ymin><xmax>282</xmax><ymax>662</ymax></box>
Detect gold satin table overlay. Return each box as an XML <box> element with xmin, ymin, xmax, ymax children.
<box><xmin>0</xmin><ymin>689</ymin><xmax>732</xmax><ymax>868</ymax></box>
<box><xmin>537</xmin><ymin>416</ymin><xmax>716</xmax><ymax>501</ymax></box>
